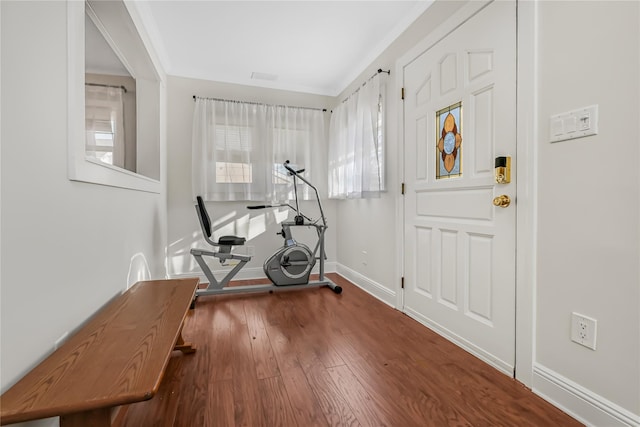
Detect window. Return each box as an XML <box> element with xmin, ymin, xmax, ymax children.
<box><xmin>84</xmin><ymin>84</ymin><xmax>126</xmax><ymax>168</ymax></box>
<box><xmin>67</xmin><ymin>0</ymin><xmax>161</xmax><ymax>193</ymax></box>
<box><xmin>192</xmin><ymin>99</ymin><xmax>325</xmax><ymax>202</ymax></box>
<box><xmin>216</xmin><ymin>162</ymin><xmax>253</xmax><ymax>184</ymax></box>
<box><xmin>368</xmin><ymin>92</ymin><xmax>385</xmax><ymax>191</ymax></box>
<box><xmin>328</xmin><ymin>74</ymin><xmax>386</xmax><ymax>199</ymax></box>
<box><xmin>214</xmin><ymin>125</ymin><xmax>252</xmax><ymax>183</ymax></box>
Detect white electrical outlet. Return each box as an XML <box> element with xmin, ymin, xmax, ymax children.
<box><xmin>571</xmin><ymin>312</ymin><xmax>597</xmax><ymax>350</ymax></box>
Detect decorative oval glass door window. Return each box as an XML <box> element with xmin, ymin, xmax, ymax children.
<box><xmin>436</xmin><ymin>101</ymin><xmax>462</xmax><ymax>179</ymax></box>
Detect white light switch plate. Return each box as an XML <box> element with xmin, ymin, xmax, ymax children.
<box><xmin>549</xmin><ymin>105</ymin><xmax>598</xmax><ymax>143</ymax></box>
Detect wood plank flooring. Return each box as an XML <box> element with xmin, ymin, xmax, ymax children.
<box><xmin>117</xmin><ymin>274</ymin><xmax>582</xmax><ymax>427</ymax></box>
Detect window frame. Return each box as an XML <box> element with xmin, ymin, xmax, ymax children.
<box><xmin>67</xmin><ymin>0</ymin><xmax>162</xmax><ymax>193</ymax></box>
<box><xmin>195</xmin><ymin>100</ymin><xmax>319</xmax><ymax>202</ymax></box>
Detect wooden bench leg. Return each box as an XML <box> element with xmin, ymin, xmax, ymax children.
<box><xmin>174</xmin><ymin>327</ymin><xmax>196</xmax><ymax>354</ymax></box>
<box><xmin>60</xmin><ymin>408</ymin><xmax>111</xmax><ymax>427</ymax></box>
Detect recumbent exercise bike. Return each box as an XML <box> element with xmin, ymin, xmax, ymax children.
<box><xmin>190</xmin><ymin>160</ymin><xmax>342</xmax><ymax>296</ymax></box>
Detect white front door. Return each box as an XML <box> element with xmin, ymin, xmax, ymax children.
<box><xmin>402</xmin><ymin>0</ymin><xmax>517</xmax><ymax>375</ymax></box>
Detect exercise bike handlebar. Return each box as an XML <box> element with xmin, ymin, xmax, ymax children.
<box><xmin>283</xmin><ymin>160</ymin><xmax>327</xmax><ymax>228</ymax></box>
<box><xmin>246</xmin><ymin>203</ymin><xmax>315</xmax><ymax>224</ymax></box>
<box><xmin>283</xmin><ymin>161</ymin><xmax>305</xmax><ymax>176</ymax></box>
<box><xmin>245</xmin><ymin>162</ymin><xmax>327</xmax><ymax>228</ymax></box>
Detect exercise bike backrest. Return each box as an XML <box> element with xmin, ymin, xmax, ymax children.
<box><xmin>196</xmin><ymin>196</ymin><xmax>212</xmax><ymax>239</ymax></box>
<box><xmin>195</xmin><ymin>196</ymin><xmax>246</xmax><ymax>250</ymax></box>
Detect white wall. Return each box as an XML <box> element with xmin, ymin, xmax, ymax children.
<box><xmin>165</xmin><ymin>76</ymin><xmax>336</xmax><ymax>281</ymax></box>
<box><xmin>533</xmin><ymin>1</ymin><xmax>640</xmax><ymax>425</ymax></box>
<box><xmin>331</xmin><ymin>0</ymin><xmax>468</xmax><ymax>304</ymax></box>
<box><xmin>1</xmin><ymin>5</ymin><xmax>167</xmax><ymax>427</ymax></box>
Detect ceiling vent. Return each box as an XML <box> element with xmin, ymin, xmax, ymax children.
<box><xmin>251</xmin><ymin>72</ymin><xmax>278</xmax><ymax>81</ymax></box>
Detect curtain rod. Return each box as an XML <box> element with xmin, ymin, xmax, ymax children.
<box><xmin>85</xmin><ymin>83</ymin><xmax>127</xmax><ymax>93</ymax></box>
<box><xmin>338</xmin><ymin>68</ymin><xmax>390</xmax><ymax>105</ymax></box>
<box><xmin>193</xmin><ymin>95</ymin><xmax>327</xmax><ymax>112</ymax></box>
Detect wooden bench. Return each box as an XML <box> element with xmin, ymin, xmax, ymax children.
<box><xmin>0</xmin><ymin>278</ymin><xmax>199</xmax><ymax>427</ymax></box>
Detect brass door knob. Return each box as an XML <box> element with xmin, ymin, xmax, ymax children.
<box><xmin>493</xmin><ymin>194</ymin><xmax>511</xmax><ymax>208</ymax></box>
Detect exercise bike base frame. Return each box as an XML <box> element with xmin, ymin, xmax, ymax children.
<box><xmin>191</xmin><ymin>248</ymin><xmax>342</xmax><ymax>296</ymax></box>
<box><xmin>196</xmin><ymin>278</ymin><xmax>341</xmax><ymax>297</ymax></box>
<box><xmin>191</xmin><ymin>248</ymin><xmax>251</xmax><ymax>290</ymax></box>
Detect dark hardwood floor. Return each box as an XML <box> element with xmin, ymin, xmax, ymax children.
<box><xmin>117</xmin><ymin>274</ymin><xmax>582</xmax><ymax>427</ymax></box>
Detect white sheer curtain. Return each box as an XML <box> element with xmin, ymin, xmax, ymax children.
<box><xmin>192</xmin><ymin>98</ymin><xmax>325</xmax><ymax>202</ymax></box>
<box><xmin>328</xmin><ymin>73</ymin><xmax>385</xmax><ymax>199</ymax></box>
<box><xmin>85</xmin><ymin>85</ymin><xmax>126</xmax><ymax>168</ymax></box>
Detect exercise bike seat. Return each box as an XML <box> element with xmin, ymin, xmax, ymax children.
<box><xmin>218</xmin><ymin>236</ymin><xmax>246</xmax><ymax>246</ymax></box>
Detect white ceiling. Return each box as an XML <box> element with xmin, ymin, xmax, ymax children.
<box><xmin>131</xmin><ymin>1</ymin><xmax>433</xmax><ymax>96</ymax></box>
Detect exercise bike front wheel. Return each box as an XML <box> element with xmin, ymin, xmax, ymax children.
<box><xmin>280</xmin><ymin>246</ymin><xmax>314</xmax><ymax>280</ymax></box>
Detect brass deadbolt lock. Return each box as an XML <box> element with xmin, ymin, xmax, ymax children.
<box><xmin>495</xmin><ymin>156</ymin><xmax>511</xmax><ymax>184</ymax></box>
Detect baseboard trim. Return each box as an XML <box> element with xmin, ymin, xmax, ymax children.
<box><xmin>533</xmin><ymin>364</ymin><xmax>640</xmax><ymax>427</ymax></box>
<box><xmin>171</xmin><ymin>262</ymin><xmax>337</xmax><ymax>284</ymax></box>
<box><xmin>335</xmin><ymin>264</ymin><xmax>396</xmax><ymax>307</ymax></box>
